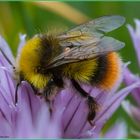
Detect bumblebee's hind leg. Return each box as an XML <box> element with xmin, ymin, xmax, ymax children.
<box><xmin>71</xmin><ymin>79</ymin><xmax>98</xmax><ymax>125</ymax></box>
<box><xmin>87</xmin><ymin>96</ymin><xmax>99</xmax><ymax>125</ymax></box>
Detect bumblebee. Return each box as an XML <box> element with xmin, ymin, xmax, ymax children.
<box><xmin>0</xmin><ymin>15</ymin><xmax>125</xmax><ymax>125</ymax></box>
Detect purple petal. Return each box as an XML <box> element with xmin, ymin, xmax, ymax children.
<box><xmin>0</xmin><ymin>35</ymin><xmax>14</xmax><ymax>65</ymax></box>
<box><xmin>123</xmin><ymin>68</ymin><xmax>140</xmax><ymax>106</ymax></box>
<box><xmin>12</xmin><ymin>81</ymin><xmax>63</xmax><ymax>138</ymax></box>
<box><xmin>0</xmin><ymin>111</ymin><xmax>12</xmax><ymax>137</ymax></box>
<box><xmin>127</xmin><ymin>20</ymin><xmax>140</xmax><ymax>67</ymax></box>
<box><xmin>91</xmin><ymin>82</ymin><xmax>140</xmax><ymax>131</ymax></box>
<box><xmin>12</xmin><ymin>82</ymin><xmax>48</xmax><ymax>137</ymax></box>
<box><xmin>55</xmin><ymin>86</ymin><xmax>88</xmax><ymax>138</ymax></box>
<box><xmin>104</xmin><ymin>120</ymin><xmax>127</xmax><ymax>138</ymax></box>
<box><xmin>0</xmin><ymin>34</ymin><xmax>131</xmax><ymax>138</ymax></box>
<box><xmin>0</xmin><ymin>62</ymin><xmax>15</xmax><ymax>103</ymax></box>
<box><xmin>78</xmin><ymin>77</ymin><xmax>123</xmax><ymax>136</ymax></box>
<box><xmin>122</xmin><ymin>101</ymin><xmax>140</xmax><ymax>126</ymax></box>
<box><xmin>51</xmin><ymin>70</ymin><xmax>123</xmax><ymax>138</ymax></box>
<box><xmin>0</xmin><ymin>86</ymin><xmax>14</xmax><ymax>125</ymax></box>
<box><xmin>53</xmin><ymin>81</ymin><xmax>102</xmax><ymax>138</ymax></box>
<box><xmin>48</xmin><ymin>104</ymin><xmax>65</xmax><ymax>138</ymax></box>
<box><xmin>135</xmin><ymin>19</ymin><xmax>140</xmax><ymax>36</ymax></box>
<box><xmin>129</xmin><ymin>106</ymin><xmax>140</xmax><ymax>124</ymax></box>
<box><xmin>17</xmin><ymin>34</ymin><xmax>26</xmax><ymax>55</ymax></box>
<box><xmin>63</xmin><ymin>99</ymin><xmax>88</xmax><ymax>138</ymax></box>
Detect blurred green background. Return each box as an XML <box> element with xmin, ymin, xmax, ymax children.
<box><xmin>0</xmin><ymin>1</ymin><xmax>140</xmax><ymax>137</ymax></box>
<box><xmin>0</xmin><ymin>1</ymin><xmax>140</xmax><ymax>73</ymax></box>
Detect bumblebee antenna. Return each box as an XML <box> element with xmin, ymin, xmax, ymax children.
<box><xmin>0</xmin><ymin>48</ymin><xmax>14</xmax><ymax>66</ymax></box>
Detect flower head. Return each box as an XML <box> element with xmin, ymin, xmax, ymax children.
<box><xmin>127</xmin><ymin>19</ymin><xmax>140</xmax><ymax>67</ymax></box>
<box><xmin>122</xmin><ymin>19</ymin><xmax>140</xmax><ymax>138</ymax></box>
<box><xmin>0</xmin><ymin>35</ymin><xmax>138</xmax><ymax>138</ymax></box>
<box><xmin>125</xmin><ymin>19</ymin><xmax>140</xmax><ymax>107</ymax></box>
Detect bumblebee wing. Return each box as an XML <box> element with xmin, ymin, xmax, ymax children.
<box><xmin>46</xmin><ymin>15</ymin><xmax>125</xmax><ymax>68</ymax></box>
<box><xmin>47</xmin><ymin>36</ymin><xmax>125</xmax><ymax>68</ymax></box>
<box><xmin>68</xmin><ymin>15</ymin><xmax>125</xmax><ymax>35</ymax></box>
<box><xmin>59</xmin><ymin>15</ymin><xmax>125</xmax><ymax>40</ymax></box>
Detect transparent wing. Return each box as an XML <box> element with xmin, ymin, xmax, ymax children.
<box><xmin>58</xmin><ymin>15</ymin><xmax>125</xmax><ymax>48</ymax></box>
<box><xmin>46</xmin><ymin>15</ymin><xmax>125</xmax><ymax>68</ymax></box>
<box><xmin>68</xmin><ymin>15</ymin><xmax>125</xmax><ymax>36</ymax></box>
<box><xmin>47</xmin><ymin>36</ymin><xmax>125</xmax><ymax>68</ymax></box>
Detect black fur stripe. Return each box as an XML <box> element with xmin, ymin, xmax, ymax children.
<box><xmin>40</xmin><ymin>35</ymin><xmax>52</xmax><ymax>64</ymax></box>
<box><xmin>91</xmin><ymin>55</ymin><xmax>108</xmax><ymax>84</ymax></box>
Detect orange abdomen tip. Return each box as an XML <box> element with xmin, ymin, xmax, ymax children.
<box><xmin>99</xmin><ymin>52</ymin><xmax>122</xmax><ymax>90</ymax></box>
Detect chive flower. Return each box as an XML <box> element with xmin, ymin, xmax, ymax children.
<box><xmin>122</xmin><ymin>19</ymin><xmax>140</xmax><ymax>138</ymax></box>
<box><xmin>0</xmin><ymin>34</ymin><xmax>138</xmax><ymax>138</ymax></box>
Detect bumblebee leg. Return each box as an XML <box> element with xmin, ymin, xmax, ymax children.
<box><xmin>71</xmin><ymin>79</ymin><xmax>98</xmax><ymax>125</ymax></box>
<box><xmin>43</xmin><ymin>85</ymin><xmax>55</xmax><ymax>116</ymax></box>
<box><xmin>30</xmin><ymin>84</ymin><xmax>42</xmax><ymax>96</ymax></box>
<box><xmin>43</xmin><ymin>77</ymin><xmax>63</xmax><ymax>115</ymax></box>
<box><xmin>87</xmin><ymin>96</ymin><xmax>98</xmax><ymax>125</ymax></box>
<box><xmin>43</xmin><ymin>73</ymin><xmax>64</xmax><ymax>100</ymax></box>
<box><xmin>15</xmin><ymin>83</ymin><xmax>20</xmax><ymax>105</ymax></box>
<box><xmin>43</xmin><ymin>81</ymin><xmax>55</xmax><ymax>101</ymax></box>
<box><xmin>43</xmin><ymin>75</ymin><xmax>62</xmax><ymax>102</ymax></box>
<box><xmin>43</xmin><ymin>92</ymin><xmax>53</xmax><ymax>115</ymax></box>
<box><xmin>46</xmin><ymin>99</ymin><xmax>53</xmax><ymax>115</ymax></box>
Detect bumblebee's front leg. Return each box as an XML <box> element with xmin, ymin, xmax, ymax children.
<box><xmin>44</xmin><ymin>73</ymin><xmax>63</xmax><ymax>99</ymax></box>
<box><xmin>43</xmin><ymin>78</ymin><xmax>58</xmax><ymax>101</ymax></box>
<box><xmin>39</xmin><ymin>79</ymin><xmax>57</xmax><ymax>115</ymax></box>
<box><xmin>43</xmin><ymin>76</ymin><xmax>64</xmax><ymax>114</ymax></box>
